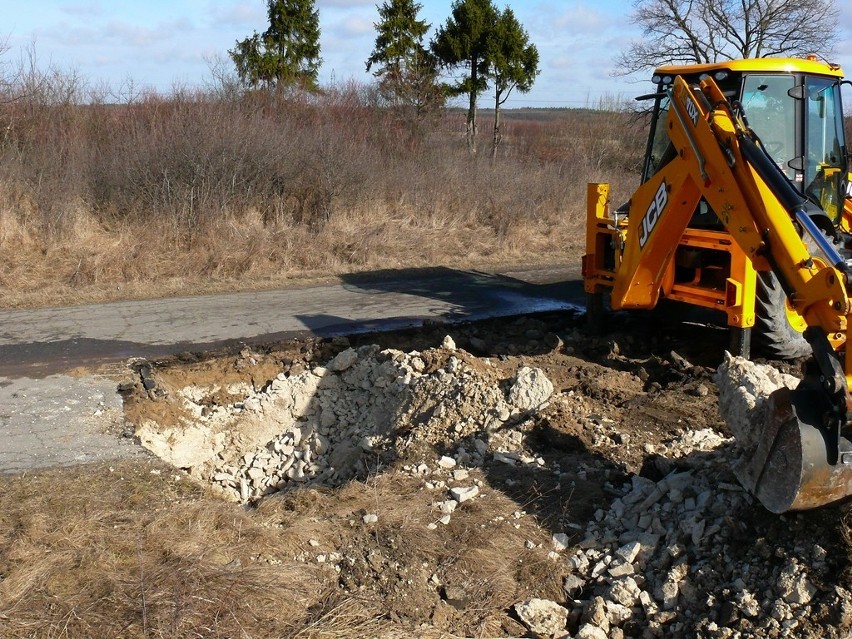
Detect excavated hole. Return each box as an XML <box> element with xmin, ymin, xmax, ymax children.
<box><xmin>127</xmin><ymin>341</ymin><xmax>560</xmax><ymax>505</ymax></box>
<box><xmin>117</xmin><ymin>314</ymin><xmax>852</xmax><ymax>639</ymax></box>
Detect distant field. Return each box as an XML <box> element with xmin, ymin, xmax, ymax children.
<box><xmin>0</xmin><ymin>78</ymin><xmax>647</xmax><ymax>308</ymax></box>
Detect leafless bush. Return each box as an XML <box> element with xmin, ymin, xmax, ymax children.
<box><xmin>0</xmin><ymin>56</ymin><xmax>646</xmax><ymax>303</ymax></box>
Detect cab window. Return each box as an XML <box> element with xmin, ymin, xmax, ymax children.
<box><xmin>804</xmin><ymin>77</ymin><xmax>845</xmax><ymax>219</ymax></box>
<box><xmin>644</xmin><ymin>95</ymin><xmax>672</xmax><ymax>180</ymax></box>
<box><xmin>741</xmin><ymin>74</ymin><xmax>796</xmax><ymax>179</ymax></box>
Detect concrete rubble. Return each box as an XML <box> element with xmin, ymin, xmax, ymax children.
<box><xmin>714</xmin><ymin>353</ymin><xmax>798</xmax><ymax>451</ymax></box>
<box><xmin>541</xmin><ymin>355</ymin><xmax>846</xmax><ymax>638</ymax></box>
<box><xmin>137</xmin><ymin>342</ymin><xmax>554</xmax><ymax>504</ymax></box>
<box><xmin>515</xmin><ymin>597</ymin><xmax>569</xmax><ymax>636</ymax></box>
<box><xmin>549</xmin><ymin>464</ymin><xmax>833</xmax><ymax>638</ymax></box>
<box><xmin>136</xmin><ymin>341</ymin><xmax>851</xmax><ymax>638</ymax></box>
<box><xmin>141</xmin><ymin>345</ymin><xmax>419</xmax><ymax>500</ymax></box>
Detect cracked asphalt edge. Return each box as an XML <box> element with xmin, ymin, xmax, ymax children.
<box><xmin>0</xmin><ymin>374</ymin><xmax>148</xmax><ymax>474</ymax></box>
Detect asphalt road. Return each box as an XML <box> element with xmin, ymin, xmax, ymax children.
<box><xmin>0</xmin><ymin>264</ymin><xmax>584</xmax><ymax>473</ymax></box>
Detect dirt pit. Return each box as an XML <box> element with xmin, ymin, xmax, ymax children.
<box><xmin>116</xmin><ymin>312</ymin><xmax>852</xmax><ymax>637</ymax></box>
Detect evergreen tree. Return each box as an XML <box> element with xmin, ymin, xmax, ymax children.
<box><xmin>366</xmin><ymin>0</ymin><xmax>443</xmax><ymax>141</ymax></box>
<box><xmin>367</xmin><ymin>0</ymin><xmax>429</xmax><ymax>76</ymax></box>
<box><xmin>230</xmin><ymin>0</ymin><xmax>321</xmax><ymax>91</ymax></box>
<box><xmin>431</xmin><ymin>0</ymin><xmax>498</xmax><ymax>154</ymax></box>
<box><xmin>488</xmin><ymin>8</ymin><xmax>539</xmax><ymax>162</ymax></box>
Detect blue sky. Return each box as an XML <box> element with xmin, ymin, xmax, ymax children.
<box><xmin>2</xmin><ymin>0</ymin><xmax>852</xmax><ymax>108</ymax></box>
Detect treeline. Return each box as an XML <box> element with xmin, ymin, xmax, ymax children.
<box><xmin>232</xmin><ymin>0</ymin><xmax>540</xmax><ymax>161</ymax></box>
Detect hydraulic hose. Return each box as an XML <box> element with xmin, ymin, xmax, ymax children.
<box><xmin>739</xmin><ymin>134</ymin><xmax>847</xmax><ymax>273</ymax></box>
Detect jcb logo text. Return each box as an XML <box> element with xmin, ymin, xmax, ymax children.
<box><xmin>638</xmin><ymin>180</ymin><xmax>669</xmax><ymax>249</ymax></box>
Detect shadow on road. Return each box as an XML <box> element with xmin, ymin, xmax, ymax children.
<box><xmin>1</xmin><ymin>265</ymin><xmax>583</xmax><ymax>378</ymax></box>
<box><xmin>339</xmin><ymin>265</ymin><xmax>584</xmax><ymax>312</ymax></box>
<box><xmin>294</xmin><ymin>265</ymin><xmax>585</xmax><ymax>339</ymax></box>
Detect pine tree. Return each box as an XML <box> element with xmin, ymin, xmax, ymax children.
<box><xmin>488</xmin><ymin>8</ymin><xmax>539</xmax><ymax>162</ymax></box>
<box><xmin>367</xmin><ymin>0</ymin><xmax>429</xmax><ymax>76</ymax></box>
<box><xmin>367</xmin><ymin>0</ymin><xmax>443</xmax><ymax>142</ymax></box>
<box><xmin>230</xmin><ymin>0</ymin><xmax>321</xmax><ymax>91</ymax></box>
<box><xmin>431</xmin><ymin>0</ymin><xmax>498</xmax><ymax>154</ymax></box>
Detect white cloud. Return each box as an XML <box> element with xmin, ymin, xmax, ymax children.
<box><xmin>553</xmin><ymin>4</ymin><xmax>610</xmax><ymax>33</ymax></box>
<box><xmin>335</xmin><ymin>14</ymin><xmax>374</xmax><ymax>37</ymax></box>
<box><xmin>549</xmin><ymin>55</ymin><xmax>575</xmax><ymax>70</ymax></box>
<box><xmin>211</xmin><ymin>1</ymin><xmax>265</xmax><ymax>28</ymax></box>
<box><xmin>60</xmin><ymin>2</ymin><xmax>105</xmax><ymax>18</ymax></box>
<box><xmin>45</xmin><ymin>18</ymin><xmax>193</xmax><ymax>49</ymax></box>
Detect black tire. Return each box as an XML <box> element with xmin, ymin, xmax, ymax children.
<box><xmin>753</xmin><ymin>271</ymin><xmax>811</xmax><ymax>360</ymax></box>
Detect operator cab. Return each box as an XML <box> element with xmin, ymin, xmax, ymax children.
<box><xmin>643</xmin><ymin>58</ymin><xmax>849</xmax><ymax>227</ymax></box>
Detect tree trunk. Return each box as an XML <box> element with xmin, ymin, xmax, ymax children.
<box><xmin>491</xmin><ymin>90</ymin><xmax>501</xmax><ymax>165</ymax></box>
<box><xmin>466</xmin><ymin>59</ymin><xmax>478</xmax><ymax>155</ymax></box>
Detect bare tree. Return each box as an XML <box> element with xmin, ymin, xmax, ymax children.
<box><xmin>616</xmin><ymin>0</ymin><xmax>840</xmax><ymax>74</ymax></box>
<box><xmin>0</xmin><ymin>35</ymin><xmax>18</xmax><ymax>104</ymax></box>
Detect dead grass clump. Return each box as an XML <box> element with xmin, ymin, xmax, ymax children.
<box><xmin>295</xmin><ymin>595</ymin><xmax>416</xmax><ymax>639</ymax></box>
<box><xmin>0</xmin><ymin>460</ymin><xmax>324</xmax><ymax>638</ymax></box>
<box><xmin>0</xmin><ymin>458</ymin><xmax>571</xmax><ymax>639</ymax></box>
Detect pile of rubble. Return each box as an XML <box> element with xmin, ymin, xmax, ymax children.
<box><xmin>513</xmin><ymin>355</ymin><xmax>851</xmax><ymax>639</ymax></box>
<box><xmin>521</xmin><ymin>457</ymin><xmax>847</xmax><ymax>638</ymax></box>
<box><xmin>135</xmin><ymin>343</ymin><xmax>852</xmax><ymax>638</ymax></box>
<box><xmin>394</xmin><ymin>388</ymin><xmax>850</xmax><ymax>638</ymax></box>
<box><xmin>136</xmin><ymin>337</ymin><xmax>554</xmax><ymax>504</ymax></box>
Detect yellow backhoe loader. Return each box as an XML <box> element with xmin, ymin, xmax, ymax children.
<box><xmin>582</xmin><ymin>57</ymin><xmax>852</xmax><ymax>513</ymax></box>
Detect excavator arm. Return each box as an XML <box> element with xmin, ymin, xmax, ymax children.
<box><xmin>587</xmin><ymin>75</ymin><xmax>852</xmax><ymax>512</ymax></box>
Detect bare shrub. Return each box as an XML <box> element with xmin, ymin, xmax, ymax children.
<box><xmin>0</xmin><ymin>53</ymin><xmax>647</xmax><ymax>306</ymax></box>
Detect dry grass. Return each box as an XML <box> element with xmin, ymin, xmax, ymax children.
<box><xmin>0</xmin><ymin>460</ymin><xmax>565</xmax><ymax>638</ymax></box>
<box><xmin>0</xmin><ymin>199</ymin><xmax>587</xmax><ymax>309</ymax></box>
<box><xmin>0</xmin><ymin>460</ymin><xmax>312</xmax><ymax>638</ymax></box>
<box><xmin>0</xmin><ymin>72</ymin><xmax>644</xmax><ymax>309</ymax></box>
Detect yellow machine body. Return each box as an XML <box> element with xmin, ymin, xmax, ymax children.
<box><xmin>582</xmin><ymin>58</ymin><xmax>852</xmax><ymax>512</ymax></box>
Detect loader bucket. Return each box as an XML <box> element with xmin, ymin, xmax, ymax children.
<box><xmin>734</xmin><ymin>385</ymin><xmax>852</xmax><ymax>513</ymax></box>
